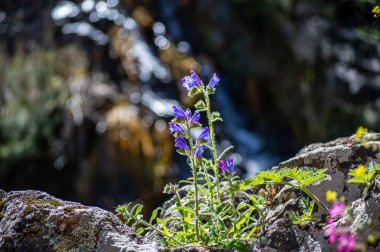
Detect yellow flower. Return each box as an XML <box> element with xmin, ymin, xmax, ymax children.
<box><xmin>354</xmin><ymin>164</ymin><xmax>367</xmax><ymax>177</ymax></box>
<box><xmin>373</xmin><ymin>6</ymin><xmax>380</xmax><ymax>17</ymax></box>
<box><xmin>326</xmin><ymin>190</ymin><xmax>337</xmax><ymax>202</ymax></box>
<box><xmin>355</xmin><ymin>126</ymin><xmax>368</xmax><ymax>141</ymax></box>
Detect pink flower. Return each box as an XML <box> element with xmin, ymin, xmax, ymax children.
<box><xmin>326</xmin><ymin>225</ymin><xmax>337</xmax><ymax>243</ymax></box>
<box><xmin>337</xmin><ymin>234</ymin><xmax>355</xmax><ymax>252</ymax></box>
<box><xmin>328</xmin><ymin>201</ymin><xmax>346</xmax><ymax>218</ymax></box>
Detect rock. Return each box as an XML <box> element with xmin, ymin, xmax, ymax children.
<box><xmin>254</xmin><ymin>133</ymin><xmax>380</xmax><ymax>251</ymax></box>
<box><xmin>278</xmin><ymin>133</ymin><xmax>380</xmax><ymax>214</ymax></box>
<box><xmin>0</xmin><ymin>190</ymin><xmax>160</xmax><ymax>252</ymax></box>
<box><xmin>1</xmin><ymin>134</ymin><xmax>380</xmax><ymax>251</ymax></box>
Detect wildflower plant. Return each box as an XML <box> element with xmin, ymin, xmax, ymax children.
<box><xmin>348</xmin><ymin>163</ymin><xmax>380</xmax><ymax>195</ymax></box>
<box><xmin>116</xmin><ymin>71</ymin><xmax>333</xmax><ymax>250</ymax></box>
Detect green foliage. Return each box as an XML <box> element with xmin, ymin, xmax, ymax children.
<box><xmin>348</xmin><ymin>163</ymin><xmax>380</xmax><ymax>195</ymax></box>
<box><xmin>116</xmin><ymin>73</ymin><xmax>331</xmax><ymax>250</ymax></box>
<box><xmin>290</xmin><ymin>198</ymin><xmax>316</xmax><ymax>225</ymax></box>
<box><xmin>0</xmin><ymin>46</ymin><xmax>87</xmax><ymax>161</ymax></box>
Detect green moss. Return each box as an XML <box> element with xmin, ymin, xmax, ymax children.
<box><xmin>23</xmin><ymin>226</ymin><xmax>41</xmax><ymax>235</ymax></box>
<box><xmin>15</xmin><ymin>225</ymin><xmax>42</xmax><ymax>238</ymax></box>
<box><xmin>0</xmin><ymin>200</ymin><xmax>5</xmax><ymax>220</ymax></box>
<box><xmin>0</xmin><ymin>200</ymin><xmax>5</xmax><ymax>211</ymax></box>
<box><xmin>23</xmin><ymin>198</ymin><xmax>63</xmax><ymax>206</ymax></box>
<box><xmin>22</xmin><ymin>205</ymin><xmax>34</xmax><ymax>217</ymax></box>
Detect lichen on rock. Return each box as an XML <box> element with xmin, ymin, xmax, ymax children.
<box><xmin>0</xmin><ymin>190</ymin><xmax>161</xmax><ymax>251</ymax></box>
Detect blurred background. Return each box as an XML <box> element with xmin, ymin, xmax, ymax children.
<box><xmin>0</xmin><ymin>0</ymin><xmax>379</xmax><ymax>213</ymax></box>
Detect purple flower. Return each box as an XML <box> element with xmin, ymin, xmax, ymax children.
<box><xmin>173</xmin><ymin>106</ymin><xmax>187</xmax><ymax>120</ymax></box>
<box><xmin>227</xmin><ymin>158</ymin><xmax>234</xmax><ymax>172</ymax></box>
<box><xmin>197</xmin><ymin>127</ymin><xmax>209</xmax><ymax>141</ymax></box>
<box><xmin>169</xmin><ymin>122</ymin><xmax>184</xmax><ymax>133</ymax></box>
<box><xmin>190</xmin><ymin>70</ymin><xmax>201</xmax><ymax>86</ymax></box>
<box><xmin>185</xmin><ymin>108</ymin><xmax>192</xmax><ymax>119</ymax></box>
<box><xmin>181</xmin><ymin>70</ymin><xmax>201</xmax><ymax>91</ymax></box>
<box><xmin>189</xmin><ymin>111</ymin><xmax>200</xmax><ymax>124</ymax></box>
<box><xmin>329</xmin><ymin>201</ymin><xmax>346</xmax><ymax>218</ymax></box>
<box><xmin>181</xmin><ymin>76</ymin><xmax>194</xmax><ymax>91</ymax></box>
<box><xmin>208</xmin><ymin>73</ymin><xmax>220</xmax><ymax>87</ymax></box>
<box><xmin>337</xmin><ymin>234</ymin><xmax>355</xmax><ymax>252</ymax></box>
<box><xmin>194</xmin><ymin>145</ymin><xmax>204</xmax><ymax>158</ymax></box>
<box><xmin>175</xmin><ymin>136</ymin><xmax>189</xmax><ymax>150</ymax></box>
<box><xmin>218</xmin><ymin>160</ymin><xmax>227</xmax><ymax>172</ymax></box>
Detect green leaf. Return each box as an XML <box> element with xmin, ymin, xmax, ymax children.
<box><xmin>188</xmin><ymin>86</ymin><xmax>201</xmax><ymax>97</ymax></box>
<box><xmin>136</xmin><ymin>227</ymin><xmax>145</xmax><ymax>234</ymax></box>
<box><xmin>228</xmin><ymin>239</ymin><xmax>249</xmax><ymax>251</ymax></box>
<box><xmin>206</xmin><ymin>85</ymin><xmax>216</xmax><ymax>95</ymax></box>
<box><xmin>211</xmin><ymin>111</ymin><xmax>222</xmax><ymax>122</ymax></box>
<box><xmin>176</xmin><ymin>148</ymin><xmax>188</xmax><ymax>156</ymax></box>
<box><xmin>149</xmin><ymin>208</ymin><xmax>161</xmax><ymax>224</ymax></box>
<box><xmin>156</xmin><ymin>217</ymin><xmax>164</xmax><ymax>225</ymax></box>
<box><xmin>198</xmin><ymin>185</ymin><xmax>210</xmax><ymax>197</ymax></box>
<box><xmin>174</xmin><ymin>206</ymin><xmax>196</xmax><ymax>215</ymax></box>
<box><xmin>194</xmin><ymin>100</ymin><xmax>206</xmax><ymax>110</ymax></box>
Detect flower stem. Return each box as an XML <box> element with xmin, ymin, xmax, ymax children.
<box><xmin>228</xmin><ymin>173</ymin><xmax>237</xmax><ymax>236</ymax></box>
<box><xmin>187</xmin><ymin>125</ymin><xmax>201</xmax><ymax>242</ymax></box>
<box><xmin>203</xmin><ymin>89</ymin><xmax>221</xmax><ymax>203</ymax></box>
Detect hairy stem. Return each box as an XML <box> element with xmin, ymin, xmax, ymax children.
<box><xmin>174</xmin><ymin>190</ymin><xmax>188</xmax><ymax>233</ymax></box>
<box><xmin>187</xmin><ymin>125</ymin><xmax>201</xmax><ymax>242</ymax></box>
<box><xmin>203</xmin><ymin>89</ymin><xmax>221</xmax><ymax>203</ymax></box>
<box><xmin>228</xmin><ymin>174</ymin><xmax>237</xmax><ymax>236</ymax></box>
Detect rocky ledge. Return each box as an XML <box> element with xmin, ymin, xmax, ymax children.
<box><xmin>0</xmin><ymin>190</ymin><xmax>160</xmax><ymax>251</ymax></box>
<box><xmin>1</xmin><ymin>133</ymin><xmax>380</xmax><ymax>251</ymax></box>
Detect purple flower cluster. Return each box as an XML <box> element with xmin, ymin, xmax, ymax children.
<box><xmin>170</xmin><ymin>104</ymin><xmax>209</xmax><ymax>159</ymax></box>
<box><xmin>218</xmin><ymin>158</ymin><xmax>234</xmax><ymax>173</ymax></box>
<box><xmin>181</xmin><ymin>70</ymin><xmax>220</xmax><ymax>91</ymax></box>
<box><xmin>181</xmin><ymin>70</ymin><xmax>201</xmax><ymax>91</ymax></box>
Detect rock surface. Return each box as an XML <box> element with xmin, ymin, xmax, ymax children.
<box><xmin>0</xmin><ymin>190</ymin><xmax>160</xmax><ymax>252</ymax></box>
<box><xmin>1</xmin><ymin>134</ymin><xmax>380</xmax><ymax>251</ymax></box>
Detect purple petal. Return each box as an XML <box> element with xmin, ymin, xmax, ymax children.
<box><xmin>169</xmin><ymin>122</ymin><xmax>185</xmax><ymax>133</ymax></box>
<box><xmin>175</xmin><ymin>136</ymin><xmax>189</xmax><ymax>150</ymax></box>
<box><xmin>185</xmin><ymin>108</ymin><xmax>192</xmax><ymax>119</ymax></box>
<box><xmin>194</xmin><ymin>145</ymin><xmax>204</xmax><ymax>158</ymax></box>
<box><xmin>208</xmin><ymin>73</ymin><xmax>220</xmax><ymax>87</ymax></box>
<box><xmin>227</xmin><ymin>158</ymin><xmax>234</xmax><ymax>172</ymax></box>
<box><xmin>218</xmin><ymin>160</ymin><xmax>227</xmax><ymax>172</ymax></box>
<box><xmin>189</xmin><ymin>111</ymin><xmax>200</xmax><ymax>124</ymax></box>
<box><xmin>181</xmin><ymin>76</ymin><xmax>194</xmax><ymax>91</ymax></box>
<box><xmin>190</xmin><ymin>70</ymin><xmax>201</xmax><ymax>86</ymax></box>
<box><xmin>197</xmin><ymin>127</ymin><xmax>209</xmax><ymax>141</ymax></box>
<box><xmin>173</xmin><ymin>106</ymin><xmax>187</xmax><ymax>119</ymax></box>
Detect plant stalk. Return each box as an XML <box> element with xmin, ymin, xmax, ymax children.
<box><xmin>203</xmin><ymin>89</ymin><xmax>221</xmax><ymax>203</ymax></box>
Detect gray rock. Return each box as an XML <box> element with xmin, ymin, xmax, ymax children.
<box><xmin>278</xmin><ymin>133</ymin><xmax>380</xmax><ymax>214</ymax></box>
<box><xmin>0</xmin><ymin>190</ymin><xmax>160</xmax><ymax>252</ymax></box>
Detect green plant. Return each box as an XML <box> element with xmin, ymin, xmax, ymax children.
<box><xmin>240</xmin><ymin>167</ymin><xmax>330</xmax><ymax>211</ymax></box>
<box><xmin>116</xmin><ymin>71</ymin><xmax>330</xmax><ymax>250</ymax></box>
<box><xmin>348</xmin><ymin>163</ymin><xmax>380</xmax><ymax>195</ymax></box>
<box><xmin>290</xmin><ymin>197</ymin><xmax>316</xmax><ymax>225</ymax></box>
